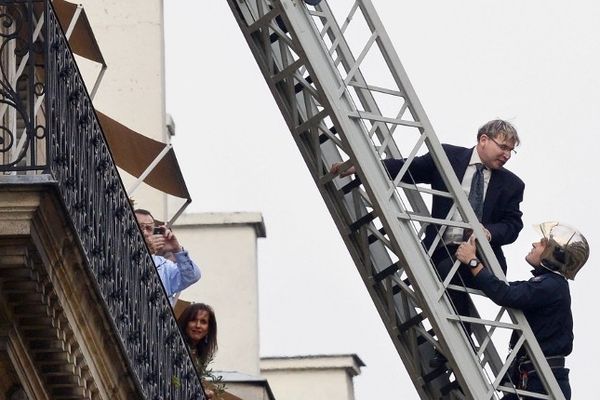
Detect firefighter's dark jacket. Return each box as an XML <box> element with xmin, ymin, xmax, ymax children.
<box><xmin>475</xmin><ymin>266</ymin><xmax>573</xmax><ymax>357</ymax></box>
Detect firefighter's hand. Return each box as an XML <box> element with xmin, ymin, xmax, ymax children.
<box><xmin>456</xmin><ymin>236</ymin><xmax>477</xmax><ymax>264</ymax></box>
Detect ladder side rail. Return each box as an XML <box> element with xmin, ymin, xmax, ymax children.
<box><xmin>318</xmin><ymin>135</ymin><xmax>451</xmax><ymax>397</ymax></box>
<box><xmin>292</xmin><ymin>73</ymin><xmax>446</xmax><ymax>396</ymax></box>
<box><xmin>289</xmin><ymin>4</ymin><xmax>449</xmax><ymax>395</ymax></box>
<box><xmin>336</xmin><ymin>180</ymin><xmax>450</xmax><ymax>399</ymax></box>
<box><xmin>229</xmin><ymin>0</ymin><xmax>415</xmax><ymax>308</ymax></box>
<box><xmin>310</xmin><ymin>2</ymin><xmax>430</xmax><ymax>220</ymax></box>
<box><xmin>280</xmin><ymin>4</ymin><xmax>460</xmax><ymax>396</ymax></box>
<box><xmin>307</xmin><ymin>1</ymin><xmax>563</xmax><ymax>398</ymax></box>
<box><xmin>310</xmin><ymin>2</ymin><xmax>482</xmax><ymax>294</ymax></box>
<box><xmin>230</xmin><ymin>0</ymin><xmax>395</xmax><ymax>279</ymax></box>
<box><xmin>278</xmin><ymin>1</ymin><xmax>490</xmax><ymax>396</ymax></box>
<box><xmin>227</xmin><ymin>2</ymin><xmax>451</xmax><ymax>398</ymax></box>
<box><xmin>229</xmin><ymin>1</ymin><xmax>485</xmax><ymax>397</ymax></box>
<box><xmin>334</xmin><ymin>179</ymin><xmax>437</xmax><ymax>393</ymax></box>
<box><xmin>292</xmin><ymin>0</ymin><xmax>556</xmax><ymax>396</ymax></box>
<box><xmin>304</xmin><ymin>3</ymin><xmax>460</xmax><ymax>364</ymax></box>
<box><xmin>355</xmin><ymin>1</ymin><xmax>565</xmax><ymax>398</ymax></box>
<box><xmin>336</xmin><ymin>104</ymin><xmax>494</xmax><ymax>395</ymax></box>
<box><xmin>228</xmin><ymin>1</ymin><xmax>563</xmax><ymax>399</ymax></box>
<box><xmin>282</xmin><ymin>0</ymin><xmax>500</xmax><ymax>399</ymax></box>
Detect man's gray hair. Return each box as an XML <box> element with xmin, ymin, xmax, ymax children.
<box><xmin>477</xmin><ymin>119</ymin><xmax>520</xmax><ymax>145</ymax></box>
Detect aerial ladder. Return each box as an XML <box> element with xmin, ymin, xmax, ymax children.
<box><xmin>226</xmin><ymin>1</ymin><xmax>566</xmax><ymax>398</ymax></box>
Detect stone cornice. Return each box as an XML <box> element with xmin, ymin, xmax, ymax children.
<box><xmin>0</xmin><ymin>184</ymin><xmax>141</xmax><ymax>399</ymax></box>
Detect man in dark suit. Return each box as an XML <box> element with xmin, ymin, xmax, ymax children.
<box><xmin>331</xmin><ymin>120</ymin><xmax>524</xmax><ymax>364</ymax></box>
<box><xmin>381</xmin><ymin>120</ymin><xmax>524</xmax><ymax>272</ymax></box>
<box><xmin>332</xmin><ymin>119</ymin><xmax>524</xmax><ymax>268</ymax></box>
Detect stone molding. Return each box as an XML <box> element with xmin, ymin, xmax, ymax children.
<box><xmin>0</xmin><ymin>184</ymin><xmax>141</xmax><ymax>399</ymax></box>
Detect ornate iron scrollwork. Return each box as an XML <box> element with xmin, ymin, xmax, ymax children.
<box><xmin>0</xmin><ymin>1</ymin><xmax>47</xmax><ymax>170</ymax></box>
<box><xmin>0</xmin><ymin>1</ymin><xmax>205</xmax><ymax>398</ymax></box>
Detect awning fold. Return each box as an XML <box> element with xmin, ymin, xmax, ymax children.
<box><xmin>52</xmin><ymin>0</ymin><xmax>106</xmax><ymax>66</ymax></box>
<box><xmin>96</xmin><ymin>111</ymin><xmax>191</xmax><ymax>201</ymax></box>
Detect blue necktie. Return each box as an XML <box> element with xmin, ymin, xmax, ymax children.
<box><xmin>468</xmin><ymin>163</ymin><xmax>485</xmax><ymax>220</ymax></box>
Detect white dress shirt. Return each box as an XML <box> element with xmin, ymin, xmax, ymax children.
<box><xmin>442</xmin><ymin>148</ymin><xmax>491</xmax><ymax>244</ymax></box>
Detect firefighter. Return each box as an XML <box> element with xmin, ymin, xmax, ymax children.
<box><xmin>456</xmin><ymin>222</ymin><xmax>589</xmax><ymax>399</ymax></box>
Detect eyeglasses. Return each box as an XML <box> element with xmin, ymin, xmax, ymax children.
<box><xmin>138</xmin><ymin>222</ymin><xmax>155</xmax><ymax>233</ymax></box>
<box><xmin>488</xmin><ymin>136</ymin><xmax>517</xmax><ymax>155</ymax></box>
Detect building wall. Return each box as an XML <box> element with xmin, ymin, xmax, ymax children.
<box><xmin>77</xmin><ymin>0</ymin><xmax>166</xmax><ymax>140</ymax></box>
<box><xmin>260</xmin><ymin>355</ymin><xmax>363</xmax><ymax>400</ymax></box>
<box><xmin>76</xmin><ymin>0</ymin><xmax>169</xmax><ymax>219</ymax></box>
<box><xmin>261</xmin><ymin>370</ymin><xmax>353</xmax><ymax>400</ymax></box>
<box><xmin>224</xmin><ymin>382</ymin><xmax>272</xmax><ymax>400</ymax></box>
<box><xmin>174</xmin><ymin>212</ymin><xmax>266</xmax><ymax>376</ymax></box>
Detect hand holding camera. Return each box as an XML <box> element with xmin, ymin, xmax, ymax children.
<box><xmin>151</xmin><ymin>225</ymin><xmax>182</xmax><ymax>255</ymax></box>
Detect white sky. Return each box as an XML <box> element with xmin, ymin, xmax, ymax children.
<box><xmin>164</xmin><ymin>1</ymin><xmax>600</xmax><ymax>398</ymax></box>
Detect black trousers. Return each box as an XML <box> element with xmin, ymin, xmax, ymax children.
<box><xmin>502</xmin><ymin>368</ymin><xmax>571</xmax><ymax>399</ymax></box>
<box><xmin>432</xmin><ymin>245</ymin><xmax>475</xmax><ymax>324</ymax></box>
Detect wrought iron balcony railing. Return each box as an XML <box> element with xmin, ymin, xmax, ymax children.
<box><xmin>0</xmin><ymin>1</ymin><xmax>205</xmax><ymax>398</ymax></box>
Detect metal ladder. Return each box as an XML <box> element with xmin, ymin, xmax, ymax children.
<box><xmin>226</xmin><ymin>1</ymin><xmax>565</xmax><ymax>398</ymax></box>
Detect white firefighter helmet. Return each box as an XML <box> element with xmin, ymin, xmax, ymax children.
<box><xmin>535</xmin><ymin>222</ymin><xmax>590</xmax><ymax>280</ymax></box>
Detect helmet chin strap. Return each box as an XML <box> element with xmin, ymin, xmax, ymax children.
<box><xmin>540</xmin><ymin>260</ymin><xmax>564</xmax><ymax>276</ymax></box>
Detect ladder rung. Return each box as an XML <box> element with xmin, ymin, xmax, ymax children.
<box><xmin>293</xmin><ymin>109</ymin><xmax>328</xmax><ymax>136</ymax></box>
<box><xmin>397</xmin><ymin>313</ymin><xmax>424</xmax><ymax>333</ymax></box>
<box><xmin>440</xmin><ymin>380</ymin><xmax>462</xmax><ymax>396</ymax></box>
<box><xmin>318</xmin><ymin>126</ymin><xmax>337</xmax><ymax>144</ymax></box>
<box><xmin>422</xmin><ymin>366</ymin><xmax>449</xmax><ymax>384</ymax></box>
<box><xmin>294</xmin><ymin>75</ymin><xmax>313</xmax><ymax>93</ymax></box>
<box><xmin>367</xmin><ymin>227</ymin><xmax>386</xmax><ymax>244</ymax></box>
<box><xmin>247</xmin><ymin>7</ymin><xmax>279</xmax><ymax>34</ymax></box>
<box><xmin>373</xmin><ymin>262</ymin><xmax>398</xmax><ymax>282</ymax></box>
<box><xmin>272</xmin><ymin>59</ymin><xmax>304</xmax><ymax>84</ymax></box>
<box><xmin>275</xmin><ymin>14</ymin><xmax>288</xmax><ymax>34</ymax></box>
<box><xmin>349</xmin><ymin>211</ymin><xmax>375</xmax><ymax>231</ymax></box>
<box><xmin>341</xmin><ymin>178</ymin><xmax>361</xmax><ymax>194</ymax></box>
<box><xmin>416</xmin><ymin>329</ymin><xmax>436</xmax><ymax>346</ymax></box>
<box><xmin>392</xmin><ymin>277</ymin><xmax>412</xmax><ymax>296</ymax></box>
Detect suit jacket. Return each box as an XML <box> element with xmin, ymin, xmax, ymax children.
<box><xmin>383</xmin><ymin>144</ymin><xmax>525</xmax><ymax>271</ymax></box>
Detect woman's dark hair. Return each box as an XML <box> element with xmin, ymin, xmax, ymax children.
<box><xmin>177</xmin><ymin>303</ymin><xmax>218</xmax><ymax>367</ymax></box>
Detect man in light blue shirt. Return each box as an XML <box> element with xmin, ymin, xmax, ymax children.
<box><xmin>135</xmin><ymin>209</ymin><xmax>201</xmax><ymax>306</ymax></box>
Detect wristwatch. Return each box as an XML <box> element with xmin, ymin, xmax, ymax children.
<box><xmin>468</xmin><ymin>258</ymin><xmax>480</xmax><ymax>269</ymax></box>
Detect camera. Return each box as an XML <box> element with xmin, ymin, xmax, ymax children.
<box><xmin>153</xmin><ymin>226</ymin><xmax>165</xmax><ymax>235</ymax></box>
